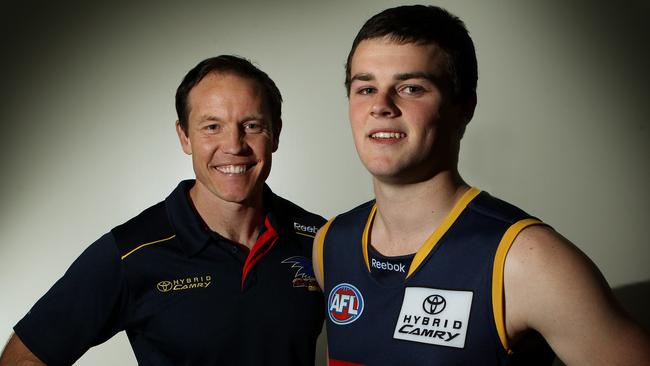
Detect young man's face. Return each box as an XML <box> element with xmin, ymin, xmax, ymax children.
<box><xmin>177</xmin><ymin>72</ymin><xmax>277</xmax><ymax>205</ymax></box>
<box><xmin>348</xmin><ymin>37</ymin><xmax>464</xmax><ymax>184</ymax></box>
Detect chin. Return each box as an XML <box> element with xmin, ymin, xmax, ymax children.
<box><xmin>218</xmin><ymin>184</ymin><xmax>264</xmax><ymax>205</ymax></box>
<box><xmin>364</xmin><ymin>160</ymin><xmax>402</xmax><ymax>179</ymax></box>
<box><xmin>216</xmin><ymin>189</ymin><xmax>253</xmax><ymax>203</ymax></box>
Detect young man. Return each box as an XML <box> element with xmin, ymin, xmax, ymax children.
<box><xmin>314</xmin><ymin>5</ymin><xmax>650</xmax><ymax>365</ymax></box>
<box><xmin>1</xmin><ymin>55</ymin><xmax>325</xmax><ymax>365</ymax></box>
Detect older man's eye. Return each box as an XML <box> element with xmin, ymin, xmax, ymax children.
<box><xmin>244</xmin><ymin>122</ymin><xmax>264</xmax><ymax>133</ymax></box>
<box><xmin>202</xmin><ymin>123</ymin><xmax>222</xmax><ymax>134</ymax></box>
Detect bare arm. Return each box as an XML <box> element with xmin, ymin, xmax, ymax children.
<box><xmin>505</xmin><ymin>225</ymin><xmax>650</xmax><ymax>366</ymax></box>
<box><xmin>0</xmin><ymin>333</ymin><xmax>46</xmax><ymax>366</ymax></box>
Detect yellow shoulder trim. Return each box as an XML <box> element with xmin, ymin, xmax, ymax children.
<box><xmin>361</xmin><ymin>204</ymin><xmax>378</xmax><ymax>273</ymax></box>
<box><xmin>492</xmin><ymin>218</ymin><xmax>544</xmax><ymax>353</ymax></box>
<box><xmin>120</xmin><ymin>234</ymin><xmax>176</xmax><ymax>260</ymax></box>
<box><xmin>406</xmin><ymin>187</ymin><xmax>481</xmax><ymax>278</ymax></box>
<box><xmin>315</xmin><ymin>217</ymin><xmax>336</xmax><ymax>283</ymax></box>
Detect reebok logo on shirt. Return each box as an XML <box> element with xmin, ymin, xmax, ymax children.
<box><xmin>294</xmin><ymin>222</ymin><xmax>318</xmax><ymax>237</ymax></box>
<box><xmin>371</xmin><ymin>258</ymin><xmax>406</xmax><ymax>273</ymax></box>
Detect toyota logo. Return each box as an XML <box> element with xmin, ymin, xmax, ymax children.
<box><xmin>422</xmin><ymin>294</ymin><xmax>446</xmax><ymax>315</ymax></box>
<box><xmin>157</xmin><ymin>281</ymin><xmax>173</xmax><ymax>292</ymax></box>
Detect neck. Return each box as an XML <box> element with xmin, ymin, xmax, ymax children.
<box><xmin>189</xmin><ymin>182</ymin><xmax>265</xmax><ymax>249</ymax></box>
<box><xmin>370</xmin><ymin>169</ymin><xmax>469</xmax><ymax>256</ymax></box>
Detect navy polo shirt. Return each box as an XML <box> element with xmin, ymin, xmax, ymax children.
<box><xmin>14</xmin><ymin>180</ymin><xmax>325</xmax><ymax>366</ymax></box>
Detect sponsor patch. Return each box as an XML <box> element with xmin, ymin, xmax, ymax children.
<box><xmin>157</xmin><ymin>275</ymin><xmax>212</xmax><ymax>293</ymax></box>
<box><xmin>328</xmin><ymin>283</ymin><xmax>364</xmax><ymax>325</ymax></box>
<box><xmin>393</xmin><ymin>287</ymin><xmax>473</xmax><ymax>348</ymax></box>
<box><xmin>281</xmin><ymin>256</ymin><xmax>320</xmax><ymax>291</ymax></box>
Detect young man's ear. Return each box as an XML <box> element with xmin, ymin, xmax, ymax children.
<box><xmin>176</xmin><ymin>121</ymin><xmax>192</xmax><ymax>155</ymax></box>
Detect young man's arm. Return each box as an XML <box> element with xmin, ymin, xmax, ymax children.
<box><xmin>0</xmin><ymin>333</ymin><xmax>46</xmax><ymax>366</ymax></box>
<box><xmin>505</xmin><ymin>225</ymin><xmax>650</xmax><ymax>366</ymax></box>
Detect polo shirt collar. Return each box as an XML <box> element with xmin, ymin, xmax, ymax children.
<box><xmin>165</xmin><ymin>180</ymin><xmax>211</xmax><ymax>256</ymax></box>
<box><xmin>165</xmin><ymin>180</ymin><xmax>283</xmax><ymax>257</ymax></box>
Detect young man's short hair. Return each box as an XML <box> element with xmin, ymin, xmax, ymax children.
<box><xmin>345</xmin><ymin>5</ymin><xmax>477</xmax><ymax>103</ymax></box>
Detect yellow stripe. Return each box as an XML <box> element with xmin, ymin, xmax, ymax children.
<box><xmin>406</xmin><ymin>187</ymin><xmax>481</xmax><ymax>278</ymax></box>
<box><xmin>120</xmin><ymin>234</ymin><xmax>176</xmax><ymax>260</ymax></box>
<box><xmin>361</xmin><ymin>205</ymin><xmax>378</xmax><ymax>272</ymax></box>
<box><xmin>295</xmin><ymin>231</ymin><xmax>316</xmax><ymax>239</ymax></box>
<box><xmin>492</xmin><ymin>218</ymin><xmax>544</xmax><ymax>353</ymax></box>
<box><xmin>315</xmin><ymin>217</ymin><xmax>336</xmax><ymax>283</ymax></box>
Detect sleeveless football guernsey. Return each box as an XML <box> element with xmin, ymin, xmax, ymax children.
<box><xmin>316</xmin><ymin>188</ymin><xmax>553</xmax><ymax>365</ymax></box>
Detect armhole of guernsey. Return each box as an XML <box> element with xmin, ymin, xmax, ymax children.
<box><xmin>315</xmin><ymin>216</ymin><xmax>336</xmax><ymax>284</ymax></box>
<box><xmin>492</xmin><ymin>218</ymin><xmax>544</xmax><ymax>353</ymax></box>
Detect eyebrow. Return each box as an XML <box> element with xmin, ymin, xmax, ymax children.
<box><xmin>203</xmin><ymin>115</ymin><xmax>223</xmax><ymax>122</ymax></box>
<box><xmin>200</xmin><ymin>114</ymin><xmax>266</xmax><ymax>123</ymax></box>
<box><xmin>349</xmin><ymin>72</ymin><xmax>436</xmax><ymax>83</ymax></box>
<box><xmin>350</xmin><ymin>73</ymin><xmax>374</xmax><ymax>83</ymax></box>
<box><xmin>394</xmin><ymin>72</ymin><xmax>436</xmax><ymax>82</ymax></box>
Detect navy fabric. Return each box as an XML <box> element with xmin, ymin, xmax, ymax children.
<box><xmin>14</xmin><ymin>180</ymin><xmax>325</xmax><ymax>366</ymax></box>
<box><xmin>323</xmin><ymin>191</ymin><xmax>553</xmax><ymax>366</ymax></box>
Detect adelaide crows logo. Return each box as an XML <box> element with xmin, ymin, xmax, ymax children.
<box><xmin>282</xmin><ymin>256</ymin><xmax>320</xmax><ymax>291</ymax></box>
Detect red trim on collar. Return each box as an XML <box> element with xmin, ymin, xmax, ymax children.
<box><xmin>241</xmin><ymin>216</ymin><xmax>279</xmax><ymax>289</ymax></box>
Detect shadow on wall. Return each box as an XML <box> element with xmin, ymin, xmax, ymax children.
<box><xmin>553</xmin><ymin>280</ymin><xmax>650</xmax><ymax>366</ymax></box>
<box><xmin>614</xmin><ymin>281</ymin><xmax>650</xmax><ymax>332</ymax></box>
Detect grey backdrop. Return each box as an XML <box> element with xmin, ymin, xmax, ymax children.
<box><xmin>1</xmin><ymin>1</ymin><xmax>648</xmax><ymax>365</ymax></box>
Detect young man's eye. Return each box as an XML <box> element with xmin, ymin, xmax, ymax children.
<box><xmin>357</xmin><ymin>87</ymin><xmax>376</xmax><ymax>95</ymax></box>
<box><xmin>400</xmin><ymin>85</ymin><xmax>424</xmax><ymax>94</ymax></box>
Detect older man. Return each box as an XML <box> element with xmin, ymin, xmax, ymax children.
<box><xmin>1</xmin><ymin>55</ymin><xmax>324</xmax><ymax>366</ymax></box>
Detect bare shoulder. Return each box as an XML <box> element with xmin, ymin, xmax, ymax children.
<box><xmin>505</xmin><ymin>225</ymin><xmax>604</xmax><ymax>297</ymax></box>
<box><xmin>504</xmin><ymin>225</ymin><xmax>650</xmax><ymax>365</ymax></box>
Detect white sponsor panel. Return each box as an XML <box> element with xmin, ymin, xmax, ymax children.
<box><xmin>393</xmin><ymin>287</ymin><xmax>473</xmax><ymax>348</ymax></box>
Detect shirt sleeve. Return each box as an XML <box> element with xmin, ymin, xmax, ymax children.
<box><xmin>13</xmin><ymin>232</ymin><xmax>128</xmax><ymax>366</ymax></box>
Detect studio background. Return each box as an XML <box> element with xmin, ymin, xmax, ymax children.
<box><xmin>1</xmin><ymin>1</ymin><xmax>648</xmax><ymax>365</ymax></box>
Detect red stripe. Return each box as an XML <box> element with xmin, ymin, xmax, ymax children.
<box><xmin>328</xmin><ymin>358</ymin><xmax>365</xmax><ymax>366</ymax></box>
<box><xmin>241</xmin><ymin>216</ymin><xmax>279</xmax><ymax>289</ymax></box>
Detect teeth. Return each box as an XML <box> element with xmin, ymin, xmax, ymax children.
<box><xmin>371</xmin><ymin>132</ymin><xmax>405</xmax><ymax>139</ymax></box>
<box><xmin>217</xmin><ymin>165</ymin><xmax>248</xmax><ymax>174</ymax></box>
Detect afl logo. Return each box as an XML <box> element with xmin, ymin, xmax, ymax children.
<box><xmin>157</xmin><ymin>281</ymin><xmax>173</xmax><ymax>292</ymax></box>
<box><xmin>422</xmin><ymin>294</ymin><xmax>446</xmax><ymax>315</ymax></box>
<box><xmin>328</xmin><ymin>283</ymin><xmax>364</xmax><ymax>325</ymax></box>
